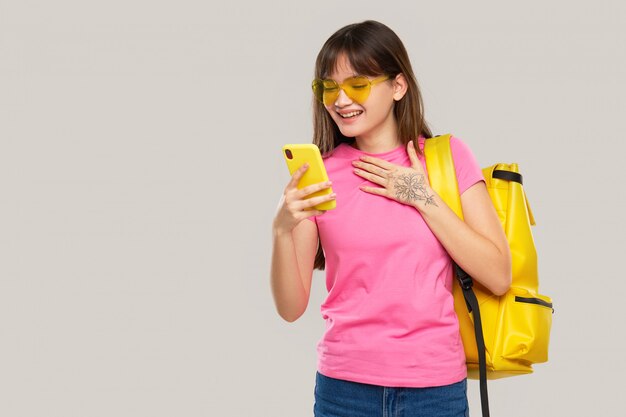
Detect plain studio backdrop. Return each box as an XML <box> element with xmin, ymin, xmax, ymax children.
<box><xmin>1</xmin><ymin>0</ymin><xmax>624</xmax><ymax>416</ymax></box>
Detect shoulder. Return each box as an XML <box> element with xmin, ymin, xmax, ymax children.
<box><xmin>448</xmin><ymin>135</ymin><xmax>484</xmax><ymax>194</ymax></box>
<box><xmin>422</xmin><ymin>134</ymin><xmax>477</xmax><ymax>163</ymax></box>
<box><xmin>447</xmin><ymin>135</ymin><xmax>480</xmax><ymax>166</ymax></box>
<box><xmin>449</xmin><ymin>135</ymin><xmax>474</xmax><ymax>155</ymax></box>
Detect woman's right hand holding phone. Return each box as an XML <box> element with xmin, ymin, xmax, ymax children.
<box><xmin>273</xmin><ymin>163</ymin><xmax>336</xmax><ymax>235</ymax></box>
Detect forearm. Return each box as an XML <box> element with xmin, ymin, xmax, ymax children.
<box><xmin>270</xmin><ymin>231</ymin><xmax>308</xmax><ymax>322</ymax></box>
<box><xmin>414</xmin><ymin>189</ymin><xmax>511</xmax><ymax>295</ymax></box>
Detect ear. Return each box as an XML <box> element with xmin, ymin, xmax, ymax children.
<box><xmin>392</xmin><ymin>73</ymin><xmax>408</xmax><ymax>101</ymax></box>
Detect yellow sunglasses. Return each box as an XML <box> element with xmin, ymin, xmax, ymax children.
<box><xmin>311</xmin><ymin>75</ymin><xmax>390</xmax><ymax>106</ymax></box>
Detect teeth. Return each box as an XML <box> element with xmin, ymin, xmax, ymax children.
<box><xmin>340</xmin><ymin>111</ymin><xmax>362</xmax><ymax>118</ymax></box>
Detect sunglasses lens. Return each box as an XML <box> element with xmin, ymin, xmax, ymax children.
<box><xmin>312</xmin><ymin>76</ymin><xmax>379</xmax><ymax>105</ymax></box>
<box><xmin>312</xmin><ymin>79</ymin><xmax>341</xmax><ymax>105</ymax></box>
<box><xmin>322</xmin><ymin>80</ymin><xmax>339</xmax><ymax>105</ymax></box>
<box><xmin>345</xmin><ymin>76</ymin><xmax>371</xmax><ymax>104</ymax></box>
<box><xmin>312</xmin><ymin>80</ymin><xmax>324</xmax><ymax>103</ymax></box>
<box><xmin>312</xmin><ymin>79</ymin><xmax>338</xmax><ymax>105</ymax></box>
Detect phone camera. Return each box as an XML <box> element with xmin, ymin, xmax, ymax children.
<box><xmin>284</xmin><ymin>149</ymin><xmax>293</xmax><ymax>159</ymax></box>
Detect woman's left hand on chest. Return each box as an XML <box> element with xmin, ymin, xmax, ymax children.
<box><xmin>352</xmin><ymin>141</ymin><xmax>437</xmax><ymax>209</ymax></box>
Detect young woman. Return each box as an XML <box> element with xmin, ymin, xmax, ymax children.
<box><xmin>271</xmin><ymin>20</ymin><xmax>511</xmax><ymax>417</ymax></box>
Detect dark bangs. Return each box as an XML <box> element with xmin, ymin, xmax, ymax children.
<box><xmin>315</xmin><ymin>22</ymin><xmax>400</xmax><ymax>79</ymax></box>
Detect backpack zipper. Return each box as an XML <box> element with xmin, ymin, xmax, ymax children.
<box><xmin>515</xmin><ymin>296</ymin><xmax>554</xmax><ymax>313</ymax></box>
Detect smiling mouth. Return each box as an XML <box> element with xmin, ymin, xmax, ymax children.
<box><xmin>339</xmin><ymin>110</ymin><xmax>363</xmax><ymax>119</ymax></box>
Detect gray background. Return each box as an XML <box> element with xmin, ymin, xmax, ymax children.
<box><xmin>1</xmin><ymin>0</ymin><xmax>624</xmax><ymax>416</ymax></box>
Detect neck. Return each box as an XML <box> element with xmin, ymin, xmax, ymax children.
<box><xmin>351</xmin><ymin>111</ymin><xmax>401</xmax><ymax>153</ymax></box>
<box><xmin>351</xmin><ymin>138</ymin><xmax>402</xmax><ymax>154</ymax></box>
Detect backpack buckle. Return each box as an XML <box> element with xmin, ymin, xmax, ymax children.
<box><xmin>454</xmin><ymin>264</ymin><xmax>473</xmax><ymax>290</ymax></box>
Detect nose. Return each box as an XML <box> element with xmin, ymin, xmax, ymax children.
<box><xmin>334</xmin><ymin>88</ymin><xmax>353</xmax><ymax>107</ymax></box>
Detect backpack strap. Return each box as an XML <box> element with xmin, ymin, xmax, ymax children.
<box><xmin>424</xmin><ymin>134</ymin><xmax>491</xmax><ymax>417</ymax></box>
<box><xmin>423</xmin><ymin>134</ymin><xmax>463</xmax><ymax>220</ymax></box>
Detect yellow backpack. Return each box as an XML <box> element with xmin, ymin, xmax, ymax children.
<box><xmin>424</xmin><ymin>134</ymin><xmax>554</xmax><ymax>416</ymax></box>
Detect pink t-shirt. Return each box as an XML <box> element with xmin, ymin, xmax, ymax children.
<box><xmin>307</xmin><ymin>135</ymin><xmax>485</xmax><ymax>388</ymax></box>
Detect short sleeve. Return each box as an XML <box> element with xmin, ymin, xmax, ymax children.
<box><xmin>449</xmin><ymin>136</ymin><xmax>485</xmax><ymax>195</ymax></box>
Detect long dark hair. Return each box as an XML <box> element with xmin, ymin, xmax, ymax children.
<box><xmin>312</xmin><ymin>20</ymin><xmax>433</xmax><ymax>270</ymax></box>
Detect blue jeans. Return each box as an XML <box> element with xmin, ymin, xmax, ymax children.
<box><xmin>314</xmin><ymin>372</ymin><xmax>469</xmax><ymax>417</ymax></box>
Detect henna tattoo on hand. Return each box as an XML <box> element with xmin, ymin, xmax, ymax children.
<box><xmin>393</xmin><ymin>173</ymin><xmax>438</xmax><ymax>207</ymax></box>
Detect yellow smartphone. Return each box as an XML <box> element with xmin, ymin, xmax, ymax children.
<box><xmin>282</xmin><ymin>144</ymin><xmax>336</xmax><ymax>211</ymax></box>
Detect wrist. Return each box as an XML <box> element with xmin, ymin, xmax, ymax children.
<box><xmin>411</xmin><ymin>185</ymin><xmax>439</xmax><ymax>212</ymax></box>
